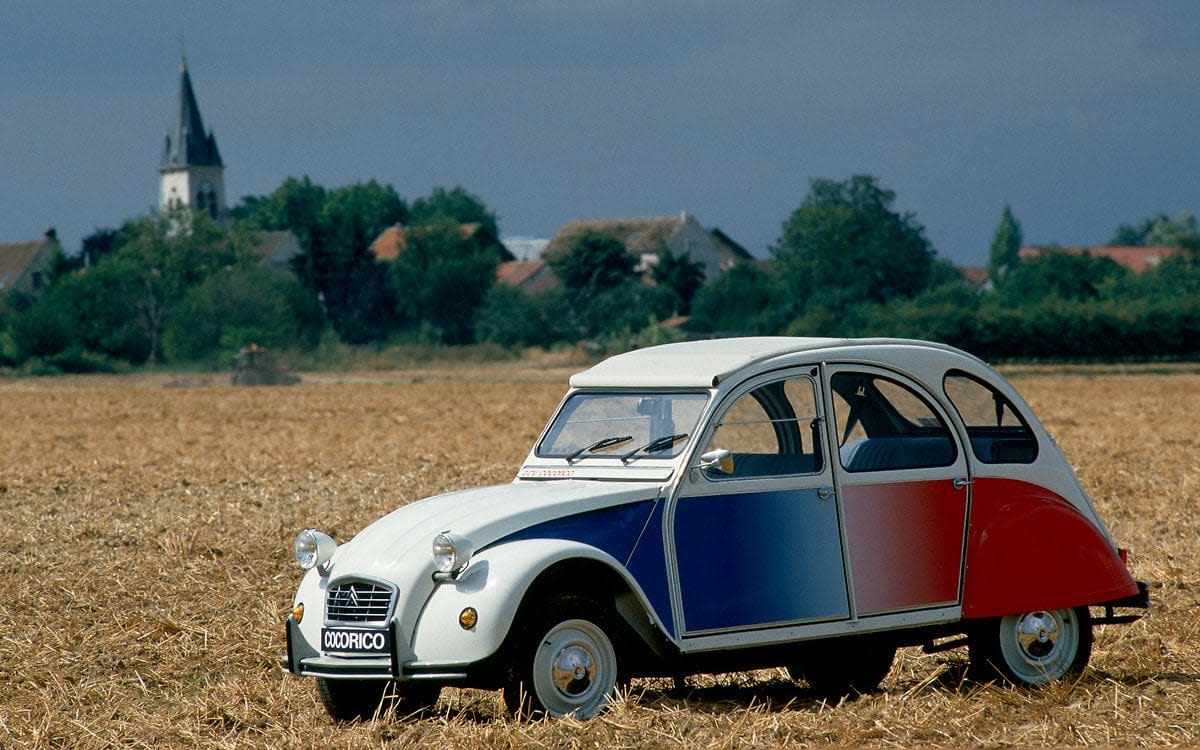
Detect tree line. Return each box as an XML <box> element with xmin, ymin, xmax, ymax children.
<box><xmin>2</xmin><ymin>175</ymin><xmax>1198</xmax><ymax>373</ymax></box>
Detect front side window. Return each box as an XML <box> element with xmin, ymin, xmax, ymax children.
<box><xmin>943</xmin><ymin>370</ymin><xmax>1038</xmax><ymax>464</ymax></box>
<box><xmin>537</xmin><ymin>392</ymin><xmax>709</xmax><ymax>459</ymax></box>
<box><xmin>830</xmin><ymin>371</ymin><xmax>956</xmax><ymax>472</ymax></box>
<box><xmin>706</xmin><ymin>377</ymin><xmax>824</xmax><ymax>478</ymax></box>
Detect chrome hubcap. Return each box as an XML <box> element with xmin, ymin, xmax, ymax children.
<box><xmin>1015</xmin><ymin>611</ymin><xmax>1061</xmax><ymax>660</ymax></box>
<box><xmin>551</xmin><ymin>643</ymin><xmax>596</xmax><ymax>696</ymax></box>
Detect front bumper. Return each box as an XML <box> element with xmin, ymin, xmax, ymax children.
<box><xmin>281</xmin><ymin>616</ymin><xmax>470</xmax><ymax>682</ymax></box>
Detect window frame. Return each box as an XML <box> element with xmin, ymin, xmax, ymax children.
<box><xmin>701</xmin><ymin>373</ymin><xmax>826</xmax><ymax>481</ymax></box>
<box><xmin>941</xmin><ymin>369</ymin><xmax>1039</xmax><ymax>465</ymax></box>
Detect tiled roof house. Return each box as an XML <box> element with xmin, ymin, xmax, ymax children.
<box><xmin>250</xmin><ymin>230</ymin><xmax>302</xmax><ymax>272</ymax></box>
<box><xmin>544</xmin><ymin>212</ymin><xmax>753</xmax><ymax>280</ymax></box>
<box><xmin>495</xmin><ymin>258</ymin><xmax>559</xmax><ymax>294</ymax></box>
<box><xmin>369</xmin><ymin>223</ymin><xmax>512</xmax><ymax>262</ymax></box>
<box><xmin>0</xmin><ymin>229</ymin><xmax>62</xmax><ymax>293</ymax></box>
<box><xmin>1018</xmin><ymin>245</ymin><xmax>1184</xmax><ymax>273</ymax></box>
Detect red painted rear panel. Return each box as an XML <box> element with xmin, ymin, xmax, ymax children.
<box><xmin>962</xmin><ymin>478</ymin><xmax>1138</xmax><ymax>618</ymax></box>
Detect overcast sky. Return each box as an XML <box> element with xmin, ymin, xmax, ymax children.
<box><xmin>4</xmin><ymin>1</ymin><xmax>1199</xmax><ymax>266</ymax></box>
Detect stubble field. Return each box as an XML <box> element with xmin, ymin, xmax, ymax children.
<box><xmin>1</xmin><ymin>367</ymin><xmax>1198</xmax><ymax>748</ymax></box>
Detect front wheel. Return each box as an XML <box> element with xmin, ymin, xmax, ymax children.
<box><xmin>504</xmin><ymin>598</ymin><xmax>621</xmax><ymax>719</ymax></box>
<box><xmin>970</xmin><ymin>606</ymin><xmax>1092</xmax><ymax>685</ymax></box>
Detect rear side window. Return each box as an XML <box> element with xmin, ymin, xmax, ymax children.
<box><xmin>830</xmin><ymin>371</ymin><xmax>956</xmax><ymax>472</ymax></box>
<box><xmin>943</xmin><ymin>370</ymin><xmax>1038</xmax><ymax>464</ymax></box>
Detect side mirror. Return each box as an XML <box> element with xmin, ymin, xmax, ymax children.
<box><xmin>699</xmin><ymin>448</ymin><xmax>734</xmax><ymax>476</ymax></box>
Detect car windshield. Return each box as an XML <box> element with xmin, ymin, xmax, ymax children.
<box><xmin>537</xmin><ymin>392</ymin><xmax>710</xmax><ymax>460</ymax></box>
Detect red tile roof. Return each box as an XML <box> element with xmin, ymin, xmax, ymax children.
<box><xmin>369</xmin><ymin>223</ymin><xmax>483</xmax><ymax>261</ymax></box>
<box><xmin>495</xmin><ymin>259</ymin><xmax>559</xmax><ymax>293</ymax></box>
<box><xmin>1018</xmin><ymin>245</ymin><xmax>1182</xmax><ymax>273</ymax></box>
<box><xmin>958</xmin><ymin>266</ymin><xmax>989</xmax><ymax>286</ymax></box>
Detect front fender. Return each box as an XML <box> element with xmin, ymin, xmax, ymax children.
<box><xmin>408</xmin><ymin>538</ymin><xmax>652</xmax><ymax>667</ymax></box>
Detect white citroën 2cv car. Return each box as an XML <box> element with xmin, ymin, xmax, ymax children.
<box><xmin>283</xmin><ymin>337</ymin><xmax>1148</xmax><ymax>720</ymax></box>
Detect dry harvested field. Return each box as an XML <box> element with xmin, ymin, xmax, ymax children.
<box><xmin>1</xmin><ymin>367</ymin><xmax>1198</xmax><ymax>748</ymax></box>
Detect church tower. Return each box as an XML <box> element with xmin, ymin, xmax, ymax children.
<box><xmin>159</xmin><ymin>58</ymin><xmax>225</xmax><ymax>221</ymax></box>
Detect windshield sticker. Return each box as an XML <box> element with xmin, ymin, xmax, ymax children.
<box><xmin>519</xmin><ymin>466</ymin><xmax>576</xmax><ymax>479</ymax></box>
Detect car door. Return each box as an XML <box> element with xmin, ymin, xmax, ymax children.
<box><xmin>823</xmin><ymin>365</ymin><xmax>971</xmax><ymax>618</ymax></box>
<box><xmin>670</xmin><ymin>370</ymin><xmax>850</xmax><ymax>635</ymax></box>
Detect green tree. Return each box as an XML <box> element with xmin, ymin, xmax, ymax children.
<box><xmin>232</xmin><ymin>177</ymin><xmax>408</xmax><ymax>343</ymax></box>
<box><xmin>1109</xmin><ymin>212</ymin><xmax>1200</xmax><ymax>249</ymax></box>
<box><xmin>987</xmin><ymin>203</ymin><xmax>1023</xmax><ymax>285</ymax></box>
<box><xmin>547</xmin><ymin>230</ymin><xmax>638</xmax><ymax>294</ymax></box>
<box><xmin>30</xmin><ymin>261</ymin><xmax>151</xmax><ymax>362</ymax></box>
<box><xmin>1111</xmin><ymin>251</ymin><xmax>1200</xmax><ymax>302</ymax></box>
<box><xmin>998</xmin><ymin>249</ymin><xmax>1128</xmax><ymax>304</ymax></box>
<box><xmin>390</xmin><ymin>217</ymin><xmax>507</xmax><ymax>344</ymax></box>
<box><xmin>773</xmin><ymin>175</ymin><xmax>936</xmax><ymax>316</ymax></box>
<box><xmin>688</xmin><ymin>261</ymin><xmax>777</xmax><ymax>334</ymax></box>
<box><xmin>652</xmin><ymin>250</ymin><xmax>706</xmax><ymax>314</ymax></box>
<box><xmin>103</xmin><ymin>211</ymin><xmax>250</xmax><ymax>363</ymax></box>
<box><xmin>307</xmin><ymin>181</ymin><xmax>407</xmax><ymax>343</ymax></box>
<box><xmin>474</xmin><ymin>285</ymin><xmax>576</xmax><ymax>347</ymax></box>
<box><xmin>409</xmin><ymin>186</ymin><xmax>499</xmax><ymax>237</ymax></box>
<box><xmin>576</xmin><ymin>283</ymin><xmax>676</xmax><ymax>341</ymax></box>
<box><xmin>163</xmin><ymin>264</ymin><xmax>323</xmax><ymax>363</ymax></box>
<box><xmin>81</xmin><ymin>227</ymin><xmax>119</xmax><ymax>267</ymax></box>
<box><xmin>231</xmin><ymin>175</ymin><xmax>329</xmax><ymax>247</ymax></box>
<box><xmin>1109</xmin><ymin>216</ymin><xmax>1159</xmax><ymax>246</ymax></box>
<box><xmin>1144</xmin><ymin>212</ymin><xmax>1200</xmax><ymax>249</ymax></box>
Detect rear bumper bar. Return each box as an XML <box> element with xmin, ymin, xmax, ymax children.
<box><xmin>1093</xmin><ymin>580</ymin><xmax>1150</xmax><ymax>625</ymax></box>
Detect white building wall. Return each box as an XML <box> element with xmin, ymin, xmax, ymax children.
<box><xmin>159</xmin><ymin>165</ymin><xmax>225</xmax><ymax>219</ymax></box>
<box><xmin>667</xmin><ymin>214</ymin><xmax>725</xmax><ymax>279</ymax></box>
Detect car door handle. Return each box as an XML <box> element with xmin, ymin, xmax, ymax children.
<box><xmin>816</xmin><ymin>486</ymin><xmax>835</xmax><ymax>501</ymax></box>
<box><xmin>952</xmin><ymin>477</ymin><xmax>973</xmax><ymax>491</ymax></box>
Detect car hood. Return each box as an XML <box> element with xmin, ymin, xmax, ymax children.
<box><xmin>326</xmin><ymin>479</ymin><xmax>662</xmax><ymax>580</ymax></box>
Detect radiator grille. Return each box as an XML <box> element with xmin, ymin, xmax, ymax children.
<box><xmin>325</xmin><ymin>580</ymin><xmax>394</xmax><ymax>623</ymax></box>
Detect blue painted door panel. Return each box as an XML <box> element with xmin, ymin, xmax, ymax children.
<box><xmin>674</xmin><ymin>488</ymin><xmax>849</xmax><ymax>633</ymax></box>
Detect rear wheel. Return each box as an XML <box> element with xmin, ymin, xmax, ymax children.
<box><xmin>504</xmin><ymin>597</ymin><xmax>621</xmax><ymax>719</ymax></box>
<box><xmin>788</xmin><ymin>639</ymin><xmax>896</xmax><ymax>698</ymax></box>
<box><xmin>969</xmin><ymin>607</ymin><xmax>1092</xmax><ymax>685</ymax></box>
<box><xmin>315</xmin><ymin>678</ymin><xmax>440</xmax><ymax>721</ymax></box>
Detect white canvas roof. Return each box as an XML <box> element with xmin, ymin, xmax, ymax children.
<box><xmin>569</xmin><ymin>337</ymin><xmax>849</xmax><ymax>388</ymax></box>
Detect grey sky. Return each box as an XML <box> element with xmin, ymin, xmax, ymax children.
<box><xmin>3</xmin><ymin>1</ymin><xmax>1198</xmax><ymax>266</ymax></box>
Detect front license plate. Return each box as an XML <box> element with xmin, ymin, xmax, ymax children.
<box><xmin>321</xmin><ymin>627</ymin><xmax>391</xmax><ymax>655</ymax></box>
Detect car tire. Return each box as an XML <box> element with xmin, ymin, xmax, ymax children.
<box><xmin>315</xmin><ymin>677</ymin><xmax>440</xmax><ymax>721</ymax></box>
<box><xmin>787</xmin><ymin>638</ymin><xmax>895</xmax><ymax>698</ymax></box>
<box><xmin>969</xmin><ymin>606</ymin><xmax>1092</xmax><ymax>686</ymax></box>
<box><xmin>503</xmin><ymin>596</ymin><xmax>621</xmax><ymax>719</ymax></box>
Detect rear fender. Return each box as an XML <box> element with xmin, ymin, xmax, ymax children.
<box><xmin>962</xmin><ymin>478</ymin><xmax>1138</xmax><ymax>618</ymax></box>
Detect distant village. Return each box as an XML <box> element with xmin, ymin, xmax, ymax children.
<box><xmin>2</xmin><ymin>60</ymin><xmax>1196</xmax><ymax>370</ymax></box>
<box><xmin>0</xmin><ymin>57</ymin><xmax>1184</xmax><ymax>299</ymax></box>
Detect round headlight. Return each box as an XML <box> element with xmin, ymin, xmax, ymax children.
<box><xmin>432</xmin><ymin>531</ymin><xmax>474</xmax><ymax>575</ymax></box>
<box><xmin>294</xmin><ymin>529</ymin><xmax>336</xmax><ymax>571</ymax></box>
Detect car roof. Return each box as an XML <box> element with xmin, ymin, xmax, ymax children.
<box><xmin>568</xmin><ymin>336</ymin><xmax>981</xmax><ymax>388</ymax></box>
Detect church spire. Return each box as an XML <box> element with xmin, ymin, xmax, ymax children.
<box><xmin>158</xmin><ymin>57</ymin><xmax>225</xmax><ymax>221</ymax></box>
<box><xmin>160</xmin><ymin>57</ymin><xmax>222</xmax><ymax>170</ymax></box>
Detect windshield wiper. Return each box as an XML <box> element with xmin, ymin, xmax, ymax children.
<box><xmin>620</xmin><ymin>433</ymin><xmax>689</xmax><ymax>462</ymax></box>
<box><xmin>566</xmin><ymin>435</ymin><xmax>633</xmax><ymax>462</ymax></box>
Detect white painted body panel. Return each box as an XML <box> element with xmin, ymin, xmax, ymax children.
<box><xmin>290</xmin><ymin>481</ymin><xmax>660</xmax><ymax>671</ymax></box>
<box><xmin>410</xmin><ymin>539</ymin><xmax>650</xmax><ymax>666</ymax></box>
